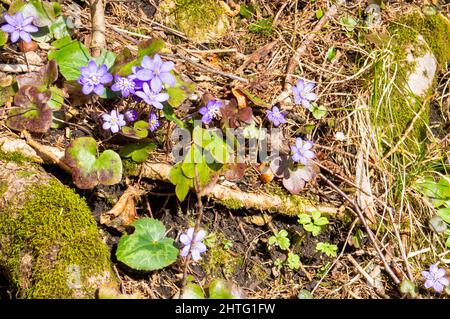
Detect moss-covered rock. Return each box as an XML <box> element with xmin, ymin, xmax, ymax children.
<box><xmin>157</xmin><ymin>0</ymin><xmax>230</xmax><ymax>43</ymax></box>
<box><xmin>0</xmin><ymin>160</ymin><xmax>117</xmax><ymax>298</ymax></box>
<box><xmin>370</xmin><ymin>11</ymin><xmax>450</xmax><ymax>155</ymax></box>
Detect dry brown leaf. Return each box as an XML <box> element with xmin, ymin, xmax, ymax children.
<box><xmin>231</xmin><ymin>88</ymin><xmax>248</xmax><ymax>109</ymax></box>
<box><xmin>355</xmin><ymin>150</ymin><xmax>376</xmax><ymax>224</ymax></box>
<box><xmin>100</xmin><ymin>186</ymin><xmax>143</xmax><ymax>232</ymax></box>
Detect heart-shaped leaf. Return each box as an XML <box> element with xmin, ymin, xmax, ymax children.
<box><xmin>116</xmin><ymin>218</ymin><xmax>178</xmax><ymax>271</ymax></box>
<box><xmin>64</xmin><ymin>137</ymin><xmax>122</xmax><ymax>189</ymax></box>
<box><xmin>181</xmin><ymin>283</ymin><xmax>205</xmax><ymax>299</ymax></box>
<box><xmin>119</xmin><ymin>142</ymin><xmax>156</xmax><ymax>163</ymax></box>
<box><xmin>21</xmin><ymin>0</ymin><xmax>59</xmax><ymax>28</ymax></box>
<box><xmin>167</xmin><ymin>75</ymin><xmax>196</xmax><ymax>108</ymax></box>
<box><xmin>7</xmin><ymin>85</ymin><xmax>53</xmax><ymax>133</ymax></box>
<box><xmin>209</xmin><ymin>279</ymin><xmax>243</xmax><ymax>299</ymax></box>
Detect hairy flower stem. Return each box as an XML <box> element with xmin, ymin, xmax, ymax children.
<box><xmin>181</xmin><ymin>163</ymin><xmax>205</xmax><ymax>294</ymax></box>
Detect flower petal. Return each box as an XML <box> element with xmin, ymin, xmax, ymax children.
<box><xmin>3</xmin><ymin>14</ymin><xmax>17</xmax><ymax>26</ymax></box>
<box><xmin>110</xmin><ymin>123</ymin><xmax>119</xmax><ymax>133</ymax></box>
<box><xmin>295</xmin><ymin>79</ymin><xmax>304</xmax><ymax>91</ymax></box>
<box><xmin>93</xmin><ymin>84</ymin><xmax>105</xmax><ymax>96</ymax></box>
<box><xmin>304</xmin><ymin>150</ymin><xmax>315</xmax><ymax>159</ymax></box>
<box><xmin>180</xmin><ymin>234</ymin><xmax>191</xmax><ymax>245</ymax></box>
<box><xmin>152</xmin><ymin>101</ymin><xmax>164</xmax><ymax>110</ymax></box>
<box><xmin>302</xmin><ymin>99</ymin><xmax>311</xmax><ymax>110</ymax></box>
<box><xmin>101</xmin><ymin>73</ymin><xmax>113</xmax><ymax>83</ymax></box>
<box><xmin>161</xmin><ymin>61</ymin><xmax>175</xmax><ymax>72</ymax></box>
<box><xmin>82</xmin><ymin>83</ymin><xmax>94</xmax><ymax>95</ymax></box>
<box><xmin>304</xmin><ymin>82</ymin><xmax>315</xmax><ymax>92</ymax></box>
<box><xmin>19</xmin><ymin>31</ymin><xmax>31</xmax><ymax>43</ymax></box>
<box><xmin>22</xmin><ymin>16</ymin><xmax>34</xmax><ymax>26</ymax></box>
<box><xmin>10</xmin><ymin>31</ymin><xmax>20</xmax><ymax>43</ymax></box>
<box><xmin>305</xmin><ymin>92</ymin><xmax>318</xmax><ymax>101</ymax></box>
<box><xmin>155</xmin><ymin>92</ymin><xmax>169</xmax><ymax>102</ymax></box>
<box><xmin>102</xmin><ymin>122</ymin><xmax>111</xmax><ymax>130</ymax></box>
<box><xmin>195</xmin><ymin>242</ymin><xmax>207</xmax><ymax>254</ymax></box>
<box><xmin>23</xmin><ymin>24</ymin><xmax>38</xmax><ymax>33</ymax></box>
<box><xmin>88</xmin><ymin>60</ymin><xmax>98</xmax><ymax>72</ymax></box>
<box><xmin>150</xmin><ymin>77</ymin><xmax>163</xmax><ymax>93</ymax></box>
<box><xmin>180</xmin><ymin>245</ymin><xmax>190</xmax><ymax>257</ymax></box>
<box><xmin>195</xmin><ymin>230</ymin><xmax>206</xmax><ymax>241</ymax></box>
<box><xmin>191</xmin><ymin>249</ymin><xmax>201</xmax><ymax>262</ymax></box>
<box><xmin>1</xmin><ymin>24</ymin><xmax>15</xmax><ymax>33</ymax></box>
<box><xmin>160</xmin><ymin>72</ymin><xmax>175</xmax><ymax>86</ymax></box>
<box><xmin>186</xmin><ymin>228</ymin><xmax>195</xmax><ymax>240</ymax></box>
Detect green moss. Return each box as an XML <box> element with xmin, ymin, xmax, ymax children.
<box><xmin>0</xmin><ymin>180</ymin><xmax>113</xmax><ymax>298</ymax></box>
<box><xmin>369</xmin><ymin>11</ymin><xmax>449</xmax><ymax>156</ymax></box>
<box><xmin>217</xmin><ymin>198</ymin><xmax>244</xmax><ymax>210</ymax></box>
<box><xmin>122</xmin><ymin>159</ymin><xmax>139</xmax><ymax>176</ymax></box>
<box><xmin>0</xmin><ymin>149</ymin><xmax>36</xmax><ymax>165</ymax></box>
<box><xmin>200</xmin><ymin>232</ymin><xmax>242</xmax><ymax>278</ymax></box>
<box><xmin>0</xmin><ymin>180</ymin><xmax>7</xmax><ymax>197</ymax></box>
<box><xmin>160</xmin><ymin>0</ymin><xmax>229</xmax><ymax>43</ymax></box>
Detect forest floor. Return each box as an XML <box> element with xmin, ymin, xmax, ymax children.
<box><xmin>0</xmin><ymin>0</ymin><xmax>449</xmax><ymax>299</ymax></box>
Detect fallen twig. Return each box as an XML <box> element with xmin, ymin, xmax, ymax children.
<box><xmin>89</xmin><ymin>0</ymin><xmax>106</xmax><ymax>57</ymax></box>
<box><xmin>0</xmin><ymin>64</ymin><xmax>40</xmax><ymax>73</ymax></box>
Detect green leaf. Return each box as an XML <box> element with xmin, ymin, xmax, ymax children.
<box><xmin>209</xmin><ymin>279</ymin><xmax>239</xmax><ymax>299</ymax></box>
<box><xmin>311</xmin><ymin>210</ymin><xmax>321</xmax><ymax>221</ymax></box>
<box><xmin>95</xmin><ymin>49</ymin><xmax>117</xmax><ymax>70</ymax></box>
<box><xmin>446</xmin><ymin>236</ymin><xmax>450</xmax><ymax>248</ymax></box>
<box><xmin>312</xmin><ymin>104</ymin><xmax>327</xmax><ymax>119</ymax></box>
<box><xmin>315</xmin><ymin>217</ymin><xmax>329</xmax><ymax>226</ymax></box>
<box><xmin>304</xmin><ymin>223</ymin><xmax>321</xmax><ymax>236</ymax></box>
<box><xmin>176</xmin><ymin>182</ymin><xmax>190</xmax><ymax>202</ymax></box>
<box><xmin>340</xmin><ymin>15</ymin><xmax>358</xmax><ymax>32</ymax></box>
<box><xmin>239</xmin><ymin>4</ymin><xmax>255</xmax><ymax>19</ymax></box>
<box><xmin>119</xmin><ymin>142</ymin><xmax>156</xmax><ymax>163</ymax></box>
<box><xmin>204</xmin><ymin>132</ymin><xmax>231</xmax><ymax>163</ymax></box>
<box><xmin>287</xmin><ymin>252</ymin><xmax>300</xmax><ymax>270</ymax></box>
<box><xmin>181</xmin><ymin>283</ymin><xmax>205</xmax><ymax>299</ymax></box>
<box><xmin>137</xmin><ymin>38</ymin><xmax>165</xmax><ymax>59</ymax></box>
<box><xmin>48</xmin><ymin>40</ymin><xmax>91</xmax><ymax>81</ymax></box>
<box><xmin>316</xmin><ymin>242</ymin><xmax>338</xmax><ymax>257</ymax></box>
<box><xmin>181</xmin><ymin>145</ymin><xmax>203</xmax><ymax>178</ymax></box>
<box><xmin>64</xmin><ymin>137</ymin><xmax>122</xmax><ymax>189</ymax></box>
<box><xmin>400</xmin><ymin>279</ymin><xmax>417</xmax><ymax>298</ymax></box>
<box><xmin>167</xmin><ymin>75</ymin><xmax>196</xmax><ymax>108</ymax></box>
<box><xmin>49</xmin><ymin>16</ymin><xmax>70</xmax><ymax>40</ymax></box>
<box><xmin>169</xmin><ymin>164</ymin><xmax>194</xmax><ymax>201</ymax></box>
<box><xmin>326</xmin><ymin>46</ymin><xmax>336</xmax><ymax>61</ymax></box>
<box><xmin>297</xmin><ymin>289</ymin><xmax>313</xmax><ymax>299</ymax></box>
<box><xmin>316</xmin><ymin>8</ymin><xmax>324</xmax><ymax>20</ymax></box>
<box><xmin>0</xmin><ymin>31</ymin><xmax>7</xmax><ymax>47</ymax></box>
<box><xmin>437</xmin><ymin>208</ymin><xmax>450</xmax><ymax>224</ymax></box>
<box><xmin>21</xmin><ymin>0</ymin><xmax>58</xmax><ymax>28</ymax></box>
<box><xmin>249</xmin><ymin>18</ymin><xmax>273</xmax><ymax>35</ymax></box>
<box><xmin>116</xmin><ymin>218</ymin><xmax>178</xmax><ymax>271</ymax></box>
<box><xmin>121</xmin><ymin>120</ymin><xmax>149</xmax><ymax>139</ymax></box>
<box><xmin>47</xmin><ymin>86</ymin><xmax>64</xmax><ymax>111</ymax></box>
<box><xmin>297</xmin><ymin>214</ymin><xmax>312</xmax><ymax>225</ymax></box>
<box><xmin>162</xmin><ymin>104</ymin><xmax>185</xmax><ymax>128</ymax></box>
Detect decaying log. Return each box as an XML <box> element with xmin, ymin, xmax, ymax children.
<box><xmin>136</xmin><ymin>162</ymin><xmax>339</xmax><ymax>217</ymax></box>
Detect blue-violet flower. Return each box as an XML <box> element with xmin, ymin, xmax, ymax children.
<box><xmin>422</xmin><ymin>264</ymin><xmax>449</xmax><ymax>293</ymax></box>
<box><xmin>266</xmin><ymin>106</ymin><xmax>286</xmax><ymax>127</ymax></box>
<box><xmin>135</xmin><ymin>82</ymin><xmax>169</xmax><ymax>109</ymax></box>
<box><xmin>78</xmin><ymin>60</ymin><xmax>113</xmax><ymax>96</ymax></box>
<box><xmin>148</xmin><ymin>112</ymin><xmax>160</xmax><ymax>132</ymax></box>
<box><xmin>136</xmin><ymin>54</ymin><xmax>176</xmax><ymax>92</ymax></box>
<box><xmin>291</xmin><ymin>137</ymin><xmax>315</xmax><ymax>165</ymax></box>
<box><xmin>101</xmin><ymin>110</ymin><xmax>126</xmax><ymax>134</ymax></box>
<box><xmin>180</xmin><ymin>228</ymin><xmax>207</xmax><ymax>262</ymax></box>
<box><xmin>111</xmin><ymin>75</ymin><xmax>135</xmax><ymax>97</ymax></box>
<box><xmin>1</xmin><ymin>12</ymin><xmax>38</xmax><ymax>43</ymax></box>
<box><xmin>292</xmin><ymin>79</ymin><xmax>318</xmax><ymax>110</ymax></box>
<box><xmin>199</xmin><ymin>99</ymin><xmax>223</xmax><ymax>125</ymax></box>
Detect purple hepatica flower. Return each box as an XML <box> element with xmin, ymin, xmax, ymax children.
<box><xmin>101</xmin><ymin>110</ymin><xmax>126</xmax><ymax>134</ymax></box>
<box><xmin>148</xmin><ymin>112</ymin><xmax>160</xmax><ymax>132</ymax></box>
<box><xmin>422</xmin><ymin>264</ymin><xmax>449</xmax><ymax>293</ymax></box>
<box><xmin>292</xmin><ymin>79</ymin><xmax>318</xmax><ymax>110</ymax></box>
<box><xmin>199</xmin><ymin>99</ymin><xmax>223</xmax><ymax>125</ymax></box>
<box><xmin>180</xmin><ymin>227</ymin><xmax>207</xmax><ymax>262</ymax></box>
<box><xmin>136</xmin><ymin>54</ymin><xmax>176</xmax><ymax>92</ymax></box>
<box><xmin>266</xmin><ymin>106</ymin><xmax>286</xmax><ymax>127</ymax></box>
<box><xmin>135</xmin><ymin>82</ymin><xmax>169</xmax><ymax>109</ymax></box>
<box><xmin>1</xmin><ymin>12</ymin><xmax>38</xmax><ymax>43</ymax></box>
<box><xmin>124</xmin><ymin>109</ymin><xmax>138</xmax><ymax>123</ymax></box>
<box><xmin>111</xmin><ymin>75</ymin><xmax>135</xmax><ymax>97</ymax></box>
<box><xmin>291</xmin><ymin>137</ymin><xmax>315</xmax><ymax>165</ymax></box>
<box><xmin>78</xmin><ymin>60</ymin><xmax>113</xmax><ymax>96</ymax></box>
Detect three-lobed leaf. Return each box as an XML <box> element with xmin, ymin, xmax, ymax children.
<box><xmin>64</xmin><ymin>137</ymin><xmax>122</xmax><ymax>189</ymax></box>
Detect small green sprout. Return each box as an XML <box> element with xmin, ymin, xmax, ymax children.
<box><xmin>222</xmin><ymin>239</ymin><xmax>233</xmax><ymax>250</ymax></box>
<box><xmin>316</xmin><ymin>242</ymin><xmax>338</xmax><ymax>257</ymax></box>
<box><xmin>268</xmin><ymin>229</ymin><xmax>290</xmax><ymax>250</ymax></box>
<box><xmin>297</xmin><ymin>210</ymin><xmax>329</xmax><ymax>236</ymax></box>
<box><xmin>287</xmin><ymin>252</ymin><xmax>300</xmax><ymax>270</ymax></box>
<box><xmin>274</xmin><ymin>258</ymin><xmax>283</xmax><ymax>270</ymax></box>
